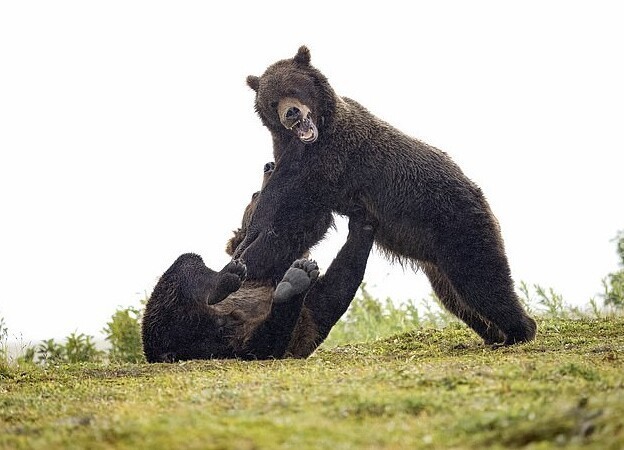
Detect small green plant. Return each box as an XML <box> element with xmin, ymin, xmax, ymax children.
<box><xmin>588</xmin><ymin>296</ymin><xmax>602</xmax><ymax>318</ymax></box>
<box><xmin>517</xmin><ymin>281</ymin><xmax>534</xmax><ymax>315</ymax></box>
<box><xmin>534</xmin><ymin>284</ymin><xmax>573</xmax><ymax>318</ymax></box>
<box><xmin>0</xmin><ymin>316</ymin><xmax>8</xmax><ymax>358</ymax></box>
<box><xmin>36</xmin><ymin>332</ymin><xmax>103</xmax><ymax>365</ymax></box>
<box><xmin>518</xmin><ymin>282</ymin><xmax>584</xmax><ymax>319</ymax></box>
<box><xmin>64</xmin><ymin>332</ymin><xmax>103</xmax><ymax>363</ymax></box>
<box><xmin>602</xmin><ymin>230</ymin><xmax>624</xmax><ymax>309</ymax></box>
<box><xmin>0</xmin><ymin>315</ymin><xmax>9</xmax><ymax>375</ymax></box>
<box><xmin>420</xmin><ymin>293</ymin><xmax>454</xmax><ymax>327</ymax></box>
<box><xmin>16</xmin><ymin>346</ymin><xmax>36</xmax><ymax>365</ymax></box>
<box><xmin>0</xmin><ymin>317</ymin><xmax>39</xmax><ymax>371</ymax></box>
<box><xmin>37</xmin><ymin>338</ymin><xmax>65</xmax><ymax>364</ymax></box>
<box><xmin>324</xmin><ymin>283</ymin><xmax>452</xmax><ymax>347</ymax></box>
<box><xmin>103</xmin><ymin>306</ymin><xmax>145</xmax><ymax>363</ymax></box>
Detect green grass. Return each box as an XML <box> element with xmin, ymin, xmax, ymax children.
<box><xmin>1</xmin><ymin>317</ymin><xmax>623</xmax><ymax>449</ymax></box>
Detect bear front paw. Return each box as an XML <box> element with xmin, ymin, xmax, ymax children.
<box><xmin>223</xmin><ymin>259</ymin><xmax>247</xmax><ymax>281</ymax></box>
<box><xmin>273</xmin><ymin>259</ymin><xmax>319</xmax><ymax>303</ymax></box>
<box><xmin>208</xmin><ymin>260</ymin><xmax>247</xmax><ymax>303</ymax></box>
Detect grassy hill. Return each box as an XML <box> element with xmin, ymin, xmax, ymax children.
<box><xmin>1</xmin><ymin>317</ymin><xmax>623</xmax><ymax>449</ymax></box>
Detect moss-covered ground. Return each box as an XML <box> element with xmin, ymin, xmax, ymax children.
<box><xmin>1</xmin><ymin>317</ymin><xmax>623</xmax><ymax>449</ymax></box>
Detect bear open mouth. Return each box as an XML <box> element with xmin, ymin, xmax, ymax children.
<box><xmin>288</xmin><ymin>113</ymin><xmax>318</xmax><ymax>143</ymax></box>
<box><xmin>278</xmin><ymin>97</ymin><xmax>319</xmax><ymax>144</ymax></box>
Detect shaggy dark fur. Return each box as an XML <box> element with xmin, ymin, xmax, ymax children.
<box><xmin>142</xmin><ymin>163</ymin><xmax>376</xmax><ymax>362</ymax></box>
<box><xmin>235</xmin><ymin>46</ymin><xmax>536</xmax><ymax>346</ymax></box>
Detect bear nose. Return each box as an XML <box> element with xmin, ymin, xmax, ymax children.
<box><xmin>285</xmin><ymin>106</ymin><xmax>301</xmax><ymax>121</ymax></box>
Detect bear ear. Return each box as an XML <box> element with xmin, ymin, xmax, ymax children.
<box><xmin>246</xmin><ymin>75</ymin><xmax>260</xmax><ymax>92</ymax></box>
<box><xmin>225</xmin><ymin>229</ymin><xmax>243</xmax><ymax>256</ymax></box>
<box><xmin>294</xmin><ymin>45</ymin><xmax>311</xmax><ymax>66</ymax></box>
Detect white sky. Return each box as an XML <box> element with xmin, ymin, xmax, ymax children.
<box><xmin>1</xmin><ymin>2</ymin><xmax>622</xmax><ymax>343</ymax></box>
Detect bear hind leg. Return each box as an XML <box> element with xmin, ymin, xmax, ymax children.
<box><xmin>435</xmin><ymin>253</ymin><xmax>537</xmax><ymax>346</ymax></box>
<box><xmin>421</xmin><ymin>262</ymin><xmax>506</xmax><ymax>345</ymax></box>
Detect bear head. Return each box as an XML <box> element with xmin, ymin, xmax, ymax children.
<box><xmin>246</xmin><ymin>46</ymin><xmax>337</xmax><ymax>144</ymax></box>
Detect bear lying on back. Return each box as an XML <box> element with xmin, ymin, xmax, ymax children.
<box><xmin>141</xmin><ymin>163</ymin><xmax>376</xmax><ymax>362</ymax></box>
<box><xmin>236</xmin><ymin>46</ymin><xmax>536</xmax><ymax>346</ymax></box>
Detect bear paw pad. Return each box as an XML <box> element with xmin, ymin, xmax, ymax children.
<box><xmin>274</xmin><ymin>259</ymin><xmax>319</xmax><ymax>303</ymax></box>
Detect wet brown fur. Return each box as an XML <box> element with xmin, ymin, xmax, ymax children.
<box><xmin>142</xmin><ymin>163</ymin><xmax>375</xmax><ymax>362</ymax></box>
<box><xmin>237</xmin><ymin>46</ymin><xmax>537</xmax><ymax>346</ymax></box>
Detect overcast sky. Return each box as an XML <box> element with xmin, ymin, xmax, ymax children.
<box><xmin>1</xmin><ymin>2</ymin><xmax>623</xmax><ymax>343</ymax></box>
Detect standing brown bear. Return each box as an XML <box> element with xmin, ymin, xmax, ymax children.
<box><xmin>142</xmin><ymin>163</ymin><xmax>376</xmax><ymax>362</ymax></box>
<box><xmin>235</xmin><ymin>46</ymin><xmax>536</xmax><ymax>346</ymax></box>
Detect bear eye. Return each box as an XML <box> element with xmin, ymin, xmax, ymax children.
<box><xmin>269</xmin><ymin>101</ymin><xmax>278</xmax><ymax>109</ymax></box>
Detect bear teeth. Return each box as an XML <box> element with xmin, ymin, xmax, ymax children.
<box><xmin>300</xmin><ymin>129</ymin><xmax>314</xmax><ymax>141</ymax></box>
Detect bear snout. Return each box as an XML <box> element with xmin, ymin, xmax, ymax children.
<box><xmin>277</xmin><ymin>97</ymin><xmax>318</xmax><ymax>143</ymax></box>
<box><xmin>278</xmin><ymin>97</ymin><xmax>310</xmax><ymax>129</ymax></box>
<box><xmin>285</xmin><ymin>106</ymin><xmax>301</xmax><ymax>121</ymax></box>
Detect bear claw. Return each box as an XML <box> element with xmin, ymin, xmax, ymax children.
<box><xmin>224</xmin><ymin>259</ymin><xmax>247</xmax><ymax>280</ymax></box>
<box><xmin>264</xmin><ymin>162</ymin><xmax>275</xmax><ymax>173</ymax></box>
<box><xmin>207</xmin><ymin>260</ymin><xmax>247</xmax><ymax>304</ymax></box>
